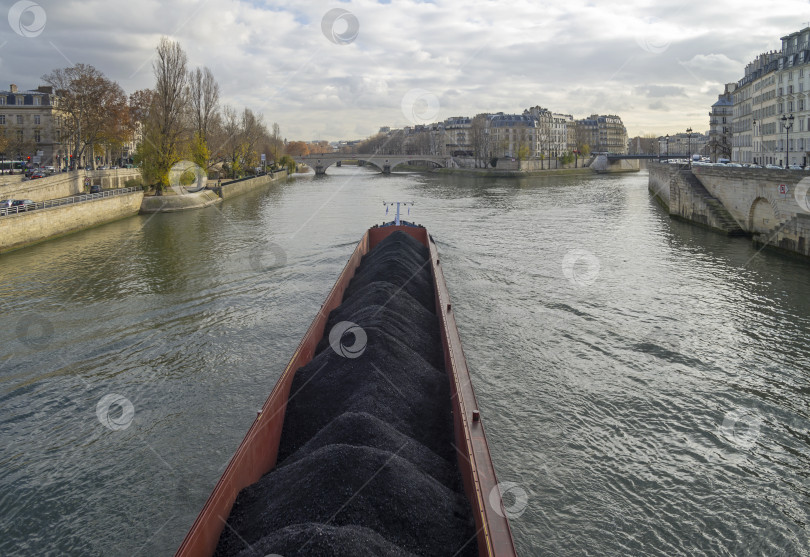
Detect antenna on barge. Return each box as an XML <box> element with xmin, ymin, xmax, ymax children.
<box><xmin>383</xmin><ymin>201</ymin><xmax>413</xmax><ymax>226</ymax></box>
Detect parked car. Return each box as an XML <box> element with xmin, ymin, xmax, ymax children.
<box><xmin>788</xmin><ymin>164</ymin><xmax>804</xmax><ymax>170</ymax></box>
<box><xmin>89</xmin><ymin>185</ymin><xmax>103</xmax><ymax>194</ymax></box>
<box><xmin>29</xmin><ymin>172</ymin><xmax>46</xmax><ymax>179</ymax></box>
<box><xmin>765</xmin><ymin>164</ymin><xmax>783</xmax><ymax>169</ymax></box>
<box><xmin>2</xmin><ymin>199</ymin><xmax>36</xmax><ymax>213</ymax></box>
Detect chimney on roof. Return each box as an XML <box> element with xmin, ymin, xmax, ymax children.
<box><xmin>9</xmin><ymin>84</ymin><xmax>17</xmax><ymax>93</ymax></box>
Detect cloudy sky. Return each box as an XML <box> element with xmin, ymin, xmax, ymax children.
<box><xmin>1</xmin><ymin>0</ymin><xmax>808</xmax><ymax>141</ymax></box>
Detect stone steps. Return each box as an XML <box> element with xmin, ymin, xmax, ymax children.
<box><xmin>677</xmin><ymin>170</ymin><xmax>747</xmax><ymax>236</ymax></box>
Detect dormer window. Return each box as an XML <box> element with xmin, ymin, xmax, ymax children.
<box><xmin>33</xmin><ymin>97</ymin><xmax>41</xmax><ymax>105</ymax></box>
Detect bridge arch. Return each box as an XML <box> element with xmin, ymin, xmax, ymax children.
<box><xmin>748</xmin><ymin>195</ymin><xmax>780</xmax><ymax>233</ymax></box>
<box><xmin>296</xmin><ymin>154</ymin><xmax>446</xmax><ymax>175</ymax></box>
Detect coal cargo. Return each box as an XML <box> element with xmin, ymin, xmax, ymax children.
<box><xmin>214</xmin><ymin>231</ymin><xmax>477</xmax><ymax>557</ymax></box>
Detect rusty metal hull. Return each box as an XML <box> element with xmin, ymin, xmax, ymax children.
<box><xmin>175</xmin><ymin>225</ymin><xmax>516</xmax><ymax>557</ymax></box>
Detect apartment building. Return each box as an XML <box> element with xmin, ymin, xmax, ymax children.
<box><xmin>733</xmin><ymin>27</ymin><xmax>810</xmax><ymax>166</ymax></box>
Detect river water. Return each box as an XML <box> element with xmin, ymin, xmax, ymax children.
<box><xmin>0</xmin><ymin>166</ymin><xmax>808</xmax><ymax>556</ymax></box>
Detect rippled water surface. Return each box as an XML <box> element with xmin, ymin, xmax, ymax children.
<box><xmin>1</xmin><ymin>167</ymin><xmax>808</xmax><ymax>556</ymax></box>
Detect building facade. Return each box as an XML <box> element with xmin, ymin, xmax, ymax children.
<box><xmin>709</xmin><ymin>83</ymin><xmax>734</xmax><ymax>162</ymax></box>
<box><xmin>733</xmin><ymin>27</ymin><xmax>810</xmax><ymax>166</ymax></box>
<box><xmin>443</xmin><ymin>116</ymin><xmax>472</xmax><ymax>156</ymax></box>
<box><xmin>657</xmin><ymin>132</ymin><xmax>710</xmax><ymax>159</ymax></box>
<box><xmin>0</xmin><ymin>84</ymin><xmax>67</xmax><ymax>167</ymax></box>
<box><xmin>574</xmin><ymin>114</ymin><xmax>628</xmax><ymax>154</ymax></box>
<box><xmin>488</xmin><ymin>113</ymin><xmax>540</xmax><ymax>159</ymax></box>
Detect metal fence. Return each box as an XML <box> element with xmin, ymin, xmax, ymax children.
<box><xmin>0</xmin><ymin>186</ymin><xmax>143</xmax><ymax>217</ymax></box>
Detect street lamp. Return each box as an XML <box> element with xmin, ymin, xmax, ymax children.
<box><xmin>686</xmin><ymin>127</ymin><xmax>693</xmax><ymax>167</ymax></box>
<box><xmin>665</xmin><ymin>134</ymin><xmax>669</xmax><ymax>162</ymax></box>
<box><xmin>781</xmin><ymin>113</ymin><xmax>794</xmax><ymax>168</ymax></box>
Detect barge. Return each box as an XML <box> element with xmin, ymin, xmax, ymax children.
<box><xmin>176</xmin><ymin>220</ymin><xmax>517</xmax><ymax>556</ymax></box>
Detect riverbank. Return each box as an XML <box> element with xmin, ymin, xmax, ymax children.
<box><xmin>0</xmin><ymin>187</ymin><xmax>144</xmax><ymax>253</ymax></box>
<box><xmin>140</xmin><ymin>170</ymin><xmax>288</xmax><ymax>213</ymax></box>
<box><xmin>648</xmin><ymin>161</ymin><xmax>810</xmax><ymax>260</ymax></box>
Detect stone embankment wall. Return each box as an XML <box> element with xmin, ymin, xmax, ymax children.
<box><xmin>649</xmin><ymin>161</ymin><xmax>810</xmax><ymax>258</ymax></box>
<box><xmin>139</xmin><ymin>170</ymin><xmax>287</xmax><ymax>213</ymax></box>
<box><xmin>140</xmin><ymin>189</ymin><xmax>221</xmax><ymax>213</ymax></box>
<box><xmin>218</xmin><ymin>170</ymin><xmax>287</xmax><ymax>199</ymax></box>
<box><xmin>0</xmin><ymin>190</ymin><xmax>144</xmax><ymax>253</ymax></box>
<box><xmin>0</xmin><ymin>169</ymin><xmax>141</xmax><ymax>202</ymax></box>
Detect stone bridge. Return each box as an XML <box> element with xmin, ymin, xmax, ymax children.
<box><xmin>295</xmin><ymin>154</ymin><xmax>448</xmax><ymax>175</ymax></box>
<box><xmin>649</xmin><ymin>161</ymin><xmax>810</xmax><ymax>258</ymax></box>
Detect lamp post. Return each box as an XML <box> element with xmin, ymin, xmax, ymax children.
<box><xmin>686</xmin><ymin>127</ymin><xmax>693</xmax><ymax>167</ymax></box>
<box><xmin>781</xmin><ymin>113</ymin><xmax>794</xmax><ymax>168</ymax></box>
<box><xmin>665</xmin><ymin>134</ymin><xmax>669</xmax><ymax>162</ymax></box>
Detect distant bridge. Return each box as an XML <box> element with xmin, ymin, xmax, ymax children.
<box><xmin>606</xmin><ymin>154</ymin><xmax>690</xmax><ymax>160</ymax></box>
<box><xmin>295</xmin><ymin>154</ymin><xmax>448</xmax><ymax>175</ymax></box>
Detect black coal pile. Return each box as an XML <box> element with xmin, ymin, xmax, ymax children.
<box><xmin>215</xmin><ymin>231</ymin><xmax>477</xmax><ymax>557</ymax></box>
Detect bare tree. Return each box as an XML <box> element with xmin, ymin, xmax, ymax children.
<box><xmin>138</xmin><ymin>37</ymin><xmax>189</xmax><ymax>191</ymax></box>
<box><xmin>189</xmin><ymin>66</ymin><xmax>220</xmax><ymax>141</ymax></box>
<box><xmin>42</xmin><ymin>63</ymin><xmax>128</xmax><ymax>169</ymax></box>
<box><xmin>470</xmin><ymin>114</ymin><xmax>491</xmax><ymax>168</ymax></box>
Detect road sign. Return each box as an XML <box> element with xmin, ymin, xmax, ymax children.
<box><xmin>261</xmin><ymin>153</ymin><xmax>266</xmax><ymax>162</ymax></box>
<box><xmin>84</xmin><ymin>177</ymin><xmax>91</xmax><ymax>187</ymax></box>
<box><xmin>779</xmin><ymin>184</ymin><xmax>789</xmax><ymax>195</ymax></box>
<box><xmin>32</xmin><ymin>156</ymin><xmax>41</xmax><ymax>164</ymax></box>
<box><xmin>36</xmin><ymin>150</ymin><xmax>44</xmax><ymax>157</ymax></box>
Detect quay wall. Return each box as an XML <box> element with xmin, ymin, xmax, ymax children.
<box><xmin>648</xmin><ymin>161</ymin><xmax>810</xmax><ymax>259</ymax></box>
<box><xmin>0</xmin><ymin>169</ymin><xmax>142</xmax><ymax>202</ymax></box>
<box><xmin>0</xmin><ymin>190</ymin><xmax>144</xmax><ymax>253</ymax></box>
<box><xmin>218</xmin><ymin>170</ymin><xmax>287</xmax><ymax>200</ymax></box>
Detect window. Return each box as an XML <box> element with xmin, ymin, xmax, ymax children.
<box><xmin>0</xmin><ymin>115</ymin><xmax>4</xmax><ymax>125</ymax></box>
<box><xmin>16</xmin><ymin>130</ymin><xmax>22</xmax><ymax>141</ymax></box>
<box><xmin>0</xmin><ymin>97</ymin><xmax>4</xmax><ymax>105</ymax></box>
<box><xmin>34</xmin><ymin>115</ymin><xmax>40</xmax><ymax>125</ymax></box>
<box><xmin>55</xmin><ymin>130</ymin><xmax>60</xmax><ymax>141</ymax></box>
<box><xmin>33</xmin><ymin>97</ymin><xmax>40</xmax><ymax>105</ymax></box>
<box><xmin>34</xmin><ymin>130</ymin><xmax>41</xmax><ymax>143</ymax></box>
<box><xmin>16</xmin><ymin>115</ymin><xmax>22</xmax><ymax>124</ymax></box>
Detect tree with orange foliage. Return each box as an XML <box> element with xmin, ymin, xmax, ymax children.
<box><xmin>308</xmin><ymin>140</ymin><xmax>332</xmax><ymax>155</ymax></box>
<box><xmin>285</xmin><ymin>141</ymin><xmax>310</xmax><ymax>156</ymax></box>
